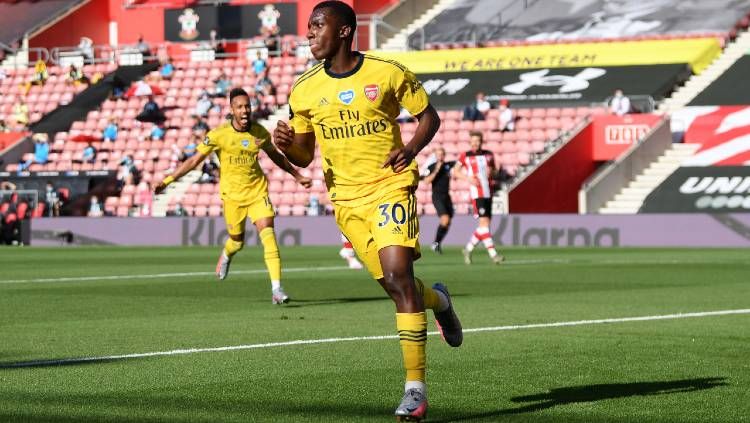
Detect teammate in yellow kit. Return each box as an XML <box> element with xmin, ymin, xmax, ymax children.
<box><xmin>273</xmin><ymin>2</ymin><xmax>462</xmax><ymax>420</ymax></box>
<box><xmin>155</xmin><ymin>87</ymin><xmax>311</xmax><ymax>304</ymax></box>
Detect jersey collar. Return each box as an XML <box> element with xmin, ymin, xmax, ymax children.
<box><xmin>324</xmin><ymin>52</ymin><xmax>364</xmax><ymax>79</ymax></box>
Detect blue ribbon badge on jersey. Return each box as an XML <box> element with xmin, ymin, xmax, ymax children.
<box><xmin>241</xmin><ymin>139</ymin><xmax>250</xmax><ymax>148</ymax></box>
<box><xmin>338</xmin><ymin>89</ymin><xmax>355</xmax><ymax>105</ymax></box>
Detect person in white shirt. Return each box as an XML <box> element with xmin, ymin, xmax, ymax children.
<box><xmin>609</xmin><ymin>89</ymin><xmax>631</xmax><ymax>116</ymax></box>
<box><xmin>498</xmin><ymin>99</ymin><xmax>515</xmax><ymax>132</ymax></box>
<box><xmin>463</xmin><ymin>92</ymin><xmax>491</xmax><ymax>121</ymax></box>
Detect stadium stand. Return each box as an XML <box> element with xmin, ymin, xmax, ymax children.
<box><xmin>393</xmin><ymin>0</ymin><xmax>750</xmax><ymax>50</ymax></box>
<box><xmin>0</xmin><ymin>0</ymin><xmax>81</xmax><ymax>46</ymax></box>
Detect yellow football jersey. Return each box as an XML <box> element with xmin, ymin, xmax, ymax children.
<box><xmin>289</xmin><ymin>53</ymin><xmax>429</xmax><ymax>207</ymax></box>
<box><xmin>197</xmin><ymin>121</ymin><xmax>271</xmax><ymax>205</ymax></box>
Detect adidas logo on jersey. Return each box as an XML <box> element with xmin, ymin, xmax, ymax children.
<box><xmin>319</xmin><ymin>97</ymin><xmax>329</xmax><ymax>106</ymax></box>
<box><xmin>392</xmin><ymin>226</ymin><xmax>403</xmax><ymax>235</ymax></box>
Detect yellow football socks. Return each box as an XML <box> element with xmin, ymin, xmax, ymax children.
<box><xmin>223</xmin><ymin>237</ymin><xmax>244</xmax><ymax>258</ymax></box>
<box><xmin>415</xmin><ymin>277</ymin><xmax>441</xmax><ymax>311</ymax></box>
<box><xmin>259</xmin><ymin>227</ymin><xmax>281</xmax><ymax>281</ymax></box>
<box><xmin>396</xmin><ymin>312</ymin><xmax>427</xmax><ymax>382</ymax></box>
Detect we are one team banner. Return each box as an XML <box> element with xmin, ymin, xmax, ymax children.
<box><xmin>375</xmin><ymin>38</ymin><xmax>721</xmax><ymax>74</ymax></box>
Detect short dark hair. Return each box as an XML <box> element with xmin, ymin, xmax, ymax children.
<box><xmin>313</xmin><ymin>1</ymin><xmax>357</xmax><ymax>37</ymax></box>
<box><xmin>469</xmin><ymin>131</ymin><xmax>483</xmax><ymax>141</ymax></box>
<box><xmin>229</xmin><ymin>87</ymin><xmax>248</xmax><ymax>102</ymax></box>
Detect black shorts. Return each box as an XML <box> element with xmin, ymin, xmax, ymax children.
<box><xmin>432</xmin><ymin>194</ymin><xmax>454</xmax><ymax>217</ymax></box>
<box><xmin>472</xmin><ymin>197</ymin><xmax>492</xmax><ymax>218</ymax></box>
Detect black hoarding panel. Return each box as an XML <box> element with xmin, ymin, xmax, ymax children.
<box><xmin>165</xmin><ymin>4</ymin><xmax>297</xmax><ymax>42</ymax></box>
<box><xmin>420</xmin><ymin>64</ymin><xmax>690</xmax><ymax>109</ymax></box>
<box><xmin>688</xmin><ymin>55</ymin><xmax>750</xmax><ymax>106</ymax></box>
<box><xmin>639</xmin><ymin>166</ymin><xmax>750</xmax><ymax>213</ymax></box>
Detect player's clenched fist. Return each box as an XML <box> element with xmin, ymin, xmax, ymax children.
<box><xmin>273</xmin><ymin>121</ymin><xmax>295</xmax><ymax>152</ymax></box>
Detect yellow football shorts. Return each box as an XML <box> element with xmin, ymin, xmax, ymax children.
<box><xmin>223</xmin><ymin>196</ymin><xmax>275</xmax><ymax>236</ymax></box>
<box><xmin>335</xmin><ymin>188</ymin><xmax>421</xmax><ymax>280</ymax></box>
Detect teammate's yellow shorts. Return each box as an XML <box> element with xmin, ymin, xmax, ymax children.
<box><xmin>223</xmin><ymin>196</ymin><xmax>275</xmax><ymax>236</ymax></box>
<box><xmin>335</xmin><ymin>188</ymin><xmax>421</xmax><ymax>280</ymax></box>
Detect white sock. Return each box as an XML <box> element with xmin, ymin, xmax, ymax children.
<box><xmin>405</xmin><ymin>381</ymin><xmax>427</xmax><ymax>395</ymax></box>
<box><xmin>465</xmin><ymin>241</ymin><xmax>476</xmax><ymax>252</ymax></box>
<box><xmin>271</xmin><ymin>280</ymin><xmax>281</xmax><ymax>291</ymax></box>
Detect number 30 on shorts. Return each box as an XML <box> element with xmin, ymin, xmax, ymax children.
<box><xmin>378</xmin><ymin>202</ymin><xmax>407</xmax><ymax>227</ymax></box>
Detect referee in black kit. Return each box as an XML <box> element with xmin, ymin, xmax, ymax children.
<box><xmin>421</xmin><ymin>147</ymin><xmax>456</xmax><ymax>254</ymax></box>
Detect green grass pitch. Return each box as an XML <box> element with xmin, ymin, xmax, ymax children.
<box><xmin>1</xmin><ymin>246</ymin><xmax>749</xmax><ymax>422</ymax></box>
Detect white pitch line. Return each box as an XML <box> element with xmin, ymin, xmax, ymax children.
<box><xmin>0</xmin><ymin>266</ymin><xmax>352</xmax><ymax>285</ymax></box>
<box><xmin>0</xmin><ymin>259</ymin><xmax>574</xmax><ymax>285</ymax></box>
<box><xmin>3</xmin><ymin>308</ymin><xmax>748</xmax><ymax>369</ymax></box>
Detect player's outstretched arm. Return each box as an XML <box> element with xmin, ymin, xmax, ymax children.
<box><xmin>273</xmin><ymin>121</ymin><xmax>316</xmax><ymax>168</ymax></box>
<box><xmin>263</xmin><ymin>142</ymin><xmax>312</xmax><ymax>188</ymax></box>
<box><xmin>383</xmin><ymin>104</ymin><xmax>441</xmax><ymax>173</ymax></box>
<box><xmin>153</xmin><ymin>151</ymin><xmax>207</xmax><ymax>194</ymax></box>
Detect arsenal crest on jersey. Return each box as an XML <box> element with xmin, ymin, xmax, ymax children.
<box><xmin>364</xmin><ymin>84</ymin><xmax>379</xmax><ymax>102</ymax></box>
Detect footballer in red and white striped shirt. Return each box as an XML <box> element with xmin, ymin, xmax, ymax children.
<box><xmin>454</xmin><ymin>131</ymin><xmax>504</xmax><ymax>265</ymax></box>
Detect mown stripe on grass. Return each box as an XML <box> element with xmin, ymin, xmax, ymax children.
<box><xmin>2</xmin><ymin>308</ymin><xmax>748</xmax><ymax>369</ymax></box>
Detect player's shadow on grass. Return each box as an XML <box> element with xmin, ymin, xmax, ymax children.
<box><xmin>433</xmin><ymin>377</ymin><xmax>727</xmax><ymax>422</ymax></box>
<box><xmin>284</xmin><ymin>293</ymin><xmax>470</xmax><ymax>308</ymax></box>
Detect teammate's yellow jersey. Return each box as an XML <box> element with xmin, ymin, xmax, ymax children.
<box><xmin>197</xmin><ymin>121</ymin><xmax>271</xmax><ymax>205</ymax></box>
<box><xmin>288</xmin><ymin>53</ymin><xmax>430</xmax><ymax>207</ymax></box>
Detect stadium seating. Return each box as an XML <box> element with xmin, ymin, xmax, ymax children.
<box><xmin>2</xmin><ymin>50</ymin><xmax>601</xmax><ymax>218</ymax></box>
<box><xmin>410</xmin><ymin>0</ymin><xmax>750</xmax><ymax>49</ymax></box>
<box><xmin>0</xmin><ymin>63</ymin><xmax>116</xmax><ymax>128</ymax></box>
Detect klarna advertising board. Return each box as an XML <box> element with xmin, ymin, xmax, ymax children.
<box><xmin>29</xmin><ymin>215</ymin><xmax>750</xmax><ymax>247</ymax></box>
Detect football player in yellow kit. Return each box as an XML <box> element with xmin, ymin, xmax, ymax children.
<box><xmin>273</xmin><ymin>2</ymin><xmax>463</xmax><ymax>420</ymax></box>
<box><xmin>155</xmin><ymin>88</ymin><xmax>311</xmax><ymax>304</ymax></box>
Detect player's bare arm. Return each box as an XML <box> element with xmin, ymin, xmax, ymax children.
<box><xmin>273</xmin><ymin>120</ymin><xmax>316</xmax><ymax>168</ymax></box>
<box><xmin>153</xmin><ymin>151</ymin><xmax>208</xmax><ymax>194</ymax></box>
<box><xmin>382</xmin><ymin>104</ymin><xmax>440</xmax><ymax>173</ymax></box>
<box><xmin>262</xmin><ymin>141</ymin><xmax>312</xmax><ymax>188</ymax></box>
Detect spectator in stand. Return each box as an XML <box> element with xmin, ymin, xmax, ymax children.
<box><xmin>497</xmin><ymin>99</ymin><xmax>515</xmax><ymax>132</ymax></box>
<box><xmin>150</xmin><ymin>122</ymin><xmax>165</xmax><ymax>141</ymax></box>
<box><xmin>136</xmin><ymin>35</ymin><xmax>151</xmax><ymax>58</ymax></box>
<box><xmin>462</xmin><ymin>92</ymin><xmax>490</xmax><ymax>121</ymax></box>
<box><xmin>44</xmin><ymin>181</ymin><xmax>62</xmax><ymax>217</ymax></box>
<box><xmin>214</xmin><ymin>39</ymin><xmax>227</xmax><ymax>58</ymax></box>
<box><xmin>453</xmin><ymin>131</ymin><xmax>504</xmax><ymax>265</ymax></box>
<box><xmin>609</xmin><ymin>88</ymin><xmax>631</xmax><ymax>116</ymax></box>
<box><xmin>82</xmin><ymin>142</ymin><xmax>97</xmax><ymax>163</ymax></box>
<box><xmin>199</xmin><ymin>157</ymin><xmax>218</xmax><ymax>183</ymax></box>
<box><xmin>87</xmin><ymin>195</ymin><xmax>103</xmax><ymax>217</ymax></box>
<box><xmin>12</xmin><ymin>99</ymin><xmax>29</xmax><ymax>128</ymax></box>
<box><xmin>136</xmin><ymin>95</ymin><xmax>166</xmax><ymax>124</ymax></box>
<box><xmin>117</xmin><ymin>155</ymin><xmax>138</xmax><ymax>187</ymax></box>
<box><xmin>136</xmin><ymin>181</ymin><xmax>152</xmax><ymax>216</ymax></box>
<box><xmin>252</xmin><ymin>98</ymin><xmax>272</xmax><ymax>121</ymax></box>
<box><xmin>212</xmin><ymin>73</ymin><xmax>231</xmax><ymax>98</ymax></box>
<box><xmin>192</xmin><ymin>116</ymin><xmax>209</xmax><ymax>137</ymax></box>
<box><xmin>23</xmin><ymin>59</ymin><xmax>48</xmax><ymax>94</ymax></box>
<box><xmin>194</xmin><ymin>91</ymin><xmax>215</xmax><ymax>118</ymax></box>
<box><xmin>168</xmin><ymin>202</ymin><xmax>188</xmax><ymax>217</ymax></box>
<box><xmin>252</xmin><ymin>51</ymin><xmax>267</xmax><ymax>75</ymax></box>
<box><xmin>0</xmin><ymin>119</ymin><xmax>8</xmax><ymax>133</ymax></box>
<box><xmin>78</xmin><ymin>37</ymin><xmax>94</xmax><ymax>63</ymax></box>
<box><xmin>183</xmin><ymin>139</ymin><xmax>197</xmax><ymax>160</ymax></box>
<box><xmin>103</xmin><ymin>118</ymin><xmax>118</xmax><ymax>142</ymax></box>
<box><xmin>32</xmin><ymin>133</ymin><xmax>50</xmax><ymax>165</ymax></box>
<box><xmin>159</xmin><ymin>58</ymin><xmax>174</xmax><ymax>80</ymax></box>
<box><xmin>67</xmin><ymin>64</ymin><xmax>90</xmax><ymax>87</ymax></box>
<box><xmin>254</xmin><ymin>69</ymin><xmax>275</xmax><ymax>96</ymax></box>
<box><xmin>0</xmin><ymin>67</ymin><xmax>6</xmax><ymax>81</ymax></box>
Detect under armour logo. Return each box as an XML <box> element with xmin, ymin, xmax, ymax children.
<box><xmin>503</xmin><ymin>68</ymin><xmax>606</xmax><ymax>94</ymax></box>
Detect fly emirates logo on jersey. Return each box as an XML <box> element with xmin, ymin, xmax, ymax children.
<box><xmin>227</xmin><ymin>147</ymin><xmax>256</xmax><ymax>166</ymax></box>
<box><xmin>318</xmin><ymin>109</ymin><xmax>389</xmax><ymax>141</ymax></box>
